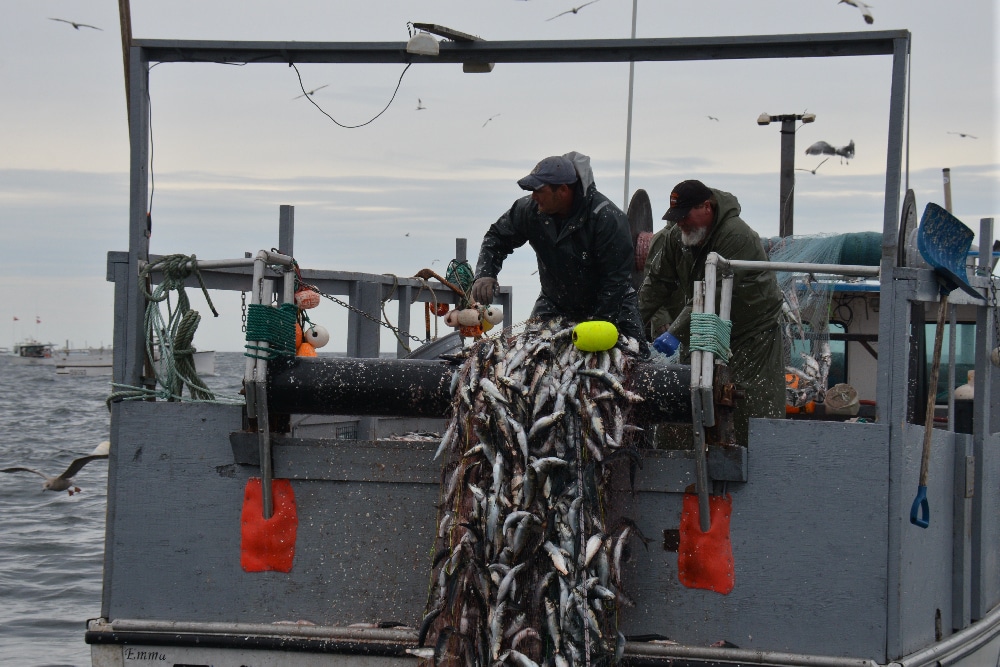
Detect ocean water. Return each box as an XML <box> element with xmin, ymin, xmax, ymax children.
<box><xmin>0</xmin><ymin>352</ymin><xmax>247</xmax><ymax>666</ymax></box>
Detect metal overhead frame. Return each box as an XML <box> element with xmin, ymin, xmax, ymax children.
<box><xmin>117</xmin><ymin>30</ymin><xmax>911</xmax><ymax>404</ymax></box>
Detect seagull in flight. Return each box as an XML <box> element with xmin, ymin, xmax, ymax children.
<box><xmin>416</xmin><ymin>98</ymin><xmax>427</xmax><ymax>110</ymax></box>
<box><xmin>838</xmin><ymin>0</ymin><xmax>874</xmax><ymax>25</ymax></box>
<box><xmin>805</xmin><ymin>139</ymin><xmax>855</xmax><ymax>163</ymax></box>
<box><xmin>795</xmin><ymin>158</ymin><xmax>829</xmax><ymax>175</ymax></box>
<box><xmin>483</xmin><ymin>114</ymin><xmax>502</xmax><ymax>127</ymax></box>
<box><xmin>293</xmin><ymin>84</ymin><xmax>329</xmax><ymax>100</ymax></box>
<box><xmin>947</xmin><ymin>131</ymin><xmax>978</xmax><ymax>139</ymax></box>
<box><xmin>2</xmin><ymin>453</ymin><xmax>108</xmax><ymax>495</ymax></box>
<box><xmin>547</xmin><ymin>0</ymin><xmax>601</xmax><ymax>21</ymax></box>
<box><xmin>707</xmin><ymin>115</ymin><xmax>720</xmax><ymax>122</ymax></box>
<box><xmin>49</xmin><ymin>17</ymin><xmax>103</xmax><ymax>31</ymax></box>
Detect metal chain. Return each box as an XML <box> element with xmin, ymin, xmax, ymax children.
<box><xmin>318</xmin><ymin>290</ymin><xmax>425</xmax><ymax>345</ymax></box>
<box><xmin>241</xmin><ymin>291</ymin><xmax>247</xmax><ymax>333</ymax></box>
<box><xmin>990</xmin><ymin>278</ymin><xmax>1000</xmax><ymax>352</ymax></box>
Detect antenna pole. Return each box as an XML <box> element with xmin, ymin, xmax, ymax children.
<box><xmin>623</xmin><ymin>0</ymin><xmax>638</xmax><ymax>209</ymax></box>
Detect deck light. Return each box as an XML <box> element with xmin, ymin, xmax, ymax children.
<box><xmin>406</xmin><ymin>32</ymin><xmax>439</xmax><ymax>56</ymax></box>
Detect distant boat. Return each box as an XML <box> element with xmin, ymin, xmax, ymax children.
<box><xmin>10</xmin><ymin>339</ymin><xmax>56</xmax><ymax>365</ymax></box>
<box><xmin>55</xmin><ymin>348</ymin><xmax>216</xmax><ymax>377</ymax></box>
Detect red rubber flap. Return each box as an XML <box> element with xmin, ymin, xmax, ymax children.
<box><xmin>241</xmin><ymin>478</ymin><xmax>298</xmax><ymax>573</ymax></box>
<box><xmin>678</xmin><ymin>492</ymin><xmax>734</xmax><ymax>594</ymax></box>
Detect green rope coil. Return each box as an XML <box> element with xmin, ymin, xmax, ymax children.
<box><xmin>244</xmin><ymin>302</ymin><xmax>298</xmax><ymax>360</ymax></box>
<box><xmin>689</xmin><ymin>312</ymin><xmax>732</xmax><ymax>360</ymax></box>
<box><xmin>446</xmin><ymin>259</ymin><xmax>476</xmax><ymax>309</ymax></box>
<box><xmin>136</xmin><ymin>253</ymin><xmax>217</xmax><ymax>402</ymax></box>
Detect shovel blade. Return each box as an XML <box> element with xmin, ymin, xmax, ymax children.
<box><xmin>917</xmin><ymin>203</ymin><xmax>981</xmax><ymax>299</ymax></box>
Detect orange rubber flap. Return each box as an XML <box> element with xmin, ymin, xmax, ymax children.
<box><xmin>678</xmin><ymin>492</ymin><xmax>734</xmax><ymax>594</ymax></box>
<box><xmin>241</xmin><ymin>478</ymin><xmax>298</xmax><ymax>573</ymax></box>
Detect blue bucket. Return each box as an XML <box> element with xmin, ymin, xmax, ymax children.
<box><xmin>917</xmin><ymin>203</ymin><xmax>982</xmax><ymax>299</ymax></box>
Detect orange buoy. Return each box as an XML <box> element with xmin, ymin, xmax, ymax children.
<box><xmin>459</xmin><ymin>324</ymin><xmax>483</xmax><ymax>338</ymax></box>
<box><xmin>294</xmin><ymin>288</ymin><xmax>321</xmax><ymax>310</ymax></box>
<box><xmin>296</xmin><ymin>341</ymin><xmax>317</xmax><ymax>357</ymax></box>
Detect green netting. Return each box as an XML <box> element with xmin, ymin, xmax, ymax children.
<box><xmin>244</xmin><ymin>302</ymin><xmax>298</xmax><ymax>360</ymax></box>
<box><xmin>446</xmin><ymin>259</ymin><xmax>475</xmax><ymax>310</ymax></box>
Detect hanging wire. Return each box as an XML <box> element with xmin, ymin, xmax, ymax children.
<box><xmin>289</xmin><ymin>61</ymin><xmax>412</xmax><ymax>129</ymax></box>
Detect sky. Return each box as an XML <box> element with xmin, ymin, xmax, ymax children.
<box><xmin>1</xmin><ymin>0</ymin><xmax>996</xmax><ymax>353</ymax></box>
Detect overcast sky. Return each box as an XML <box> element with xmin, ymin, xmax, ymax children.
<box><xmin>1</xmin><ymin>1</ymin><xmax>996</xmax><ymax>353</ymax></box>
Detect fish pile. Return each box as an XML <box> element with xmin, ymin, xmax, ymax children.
<box><xmin>419</xmin><ymin>319</ymin><xmax>649</xmax><ymax>667</ymax></box>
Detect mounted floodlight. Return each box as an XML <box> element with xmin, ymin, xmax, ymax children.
<box><xmin>801</xmin><ymin>113</ymin><xmax>816</xmax><ymax>124</ymax></box>
<box><xmin>757</xmin><ymin>113</ymin><xmax>773</xmax><ymax>126</ymax></box>
<box><xmin>412</xmin><ymin>22</ymin><xmax>494</xmax><ymax>73</ymax></box>
<box><xmin>406</xmin><ymin>32</ymin><xmax>439</xmax><ymax>56</ymax></box>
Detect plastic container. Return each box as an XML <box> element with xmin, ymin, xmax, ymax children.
<box><xmin>825</xmin><ymin>383</ymin><xmax>860</xmax><ymax>416</ymax></box>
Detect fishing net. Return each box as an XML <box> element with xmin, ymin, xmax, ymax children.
<box><xmin>421</xmin><ymin>320</ymin><xmax>648</xmax><ymax>667</ymax></box>
<box><xmin>764</xmin><ymin>233</ymin><xmax>876</xmax><ymax>409</ymax></box>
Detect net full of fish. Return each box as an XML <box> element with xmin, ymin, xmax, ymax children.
<box><xmin>420</xmin><ymin>319</ymin><xmax>651</xmax><ymax>667</ymax></box>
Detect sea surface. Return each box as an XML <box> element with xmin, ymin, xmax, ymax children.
<box><xmin>0</xmin><ymin>352</ymin><xmax>247</xmax><ymax>666</ymax></box>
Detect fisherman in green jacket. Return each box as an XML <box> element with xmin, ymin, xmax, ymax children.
<box><xmin>639</xmin><ymin>179</ymin><xmax>785</xmax><ymax>445</ymax></box>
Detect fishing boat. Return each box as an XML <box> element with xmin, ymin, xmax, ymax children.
<box><xmin>53</xmin><ymin>346</ymin><xmax>216</xmax><ymax>377</ymax></box>
<box><xmin>10</xmin><ymin>338</ymin><xmax>55</xmax><ymax>365</ymax></box>
<box><xmin>10</xmin><ymin>340</ymin><xmax>113</xmax><ymax>369</ymax></box>
<box><xmin>86</xmin><ymin>29</ymin><xmax>1000</xmax><ymax>667</ymax></box>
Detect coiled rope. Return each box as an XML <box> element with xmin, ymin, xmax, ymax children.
<box><xmin>689</xmin><ymin>312</ymin><xmax>732</xmax><ymax>360</ymax></box>
<box><xmin>107</xmin><ymin>254</ymin><xmax>219</xmax><ymax>406</ymax></box>
<box><xmin>446</xmin><ymin>259</ymin><xmax>475</xmax><ymax>309</ymax></box>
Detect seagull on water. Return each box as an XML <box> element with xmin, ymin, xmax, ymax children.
<box><xmin>293</xmin><ymin>84</ymin><xmax>329</xmax><ymax>100</ymax></box>
<box><xmin>796</xmin><ymin>158</ymin><xmax>829</xmax><ymax>175</ymax></box>
<box><xmin>49</xmin><ymin>17</ymin><xmax>103</xmax><ymax>31</ymax></box>
<box><xmin>838</xmin><ymin>0</ymin><xmax>874</xmax><ymax>25</ymax></box>
<box><xmin>2</xmin><ymin>453</ymin><xmax>109</xmax><ymax>495</ymax></box>
<box><xmin>547</xmin><ymin>0</ymin><xmax>601</xmax><ymax>21</ymax></box>
<box><xmin>947</xmin><ymin>131</ymin><xmax>978</xmax><ymax>139</ymax></box>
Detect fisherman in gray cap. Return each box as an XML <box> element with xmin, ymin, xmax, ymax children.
<box><xmin>472</xmin><ymin>152</ymin><xmax>646</xmax><ymax>353</ymax></box>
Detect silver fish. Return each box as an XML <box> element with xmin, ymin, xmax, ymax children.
<box><xmin>543</xmin><ymin>541</ymin><xmax>570</xmax><ymax>575</ymax></box>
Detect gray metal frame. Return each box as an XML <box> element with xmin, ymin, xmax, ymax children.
<box><xmin>115</xmin><ymin>30</ymin><xmax>913</xmax><ymax>391</ymax></box>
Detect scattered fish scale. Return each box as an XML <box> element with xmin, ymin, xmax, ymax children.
<box><xmin>422</xmin><ymin>318</ymin><xmax>647</xmax><ymax>666</ymax></box>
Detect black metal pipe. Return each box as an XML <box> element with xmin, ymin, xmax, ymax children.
<box><xmin>267</xmin><ymin>356</ymin><xmax>692</xmax><ymax>424</ymax></box>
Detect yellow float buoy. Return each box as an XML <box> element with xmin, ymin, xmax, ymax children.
<box><xmin>572</xmin><ymin>320</ymin><xmax>618</xmax><ymax>352</ymax></box>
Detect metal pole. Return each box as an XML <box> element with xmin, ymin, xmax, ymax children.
<box><xmin>942</xmin><ymin>168</ymin><xmax>953</xmax><ymax>212</ymax></box>
<box><xmin>779</xmin><ymin>118</ymin><xmax>796</xmax><ymax>237</ymax></box>
<box><xmin>622</xmin><ymin>0</ymin><xmax>638</xmax><ymax>209</ymax></box>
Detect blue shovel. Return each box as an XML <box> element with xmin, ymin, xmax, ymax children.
<box><xmin>910</xmin><ymin>203</ymin><xmax>983</xmax><ymax>528</ymax></box>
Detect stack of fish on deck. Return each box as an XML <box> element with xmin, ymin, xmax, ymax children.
<box><xmin>420</xmin><ymin>318</ymin><xmax>649</xmax><ymax>667</ymax></box>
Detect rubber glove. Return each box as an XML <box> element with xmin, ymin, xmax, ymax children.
<box><xmin>653</xmin><ymin>330</ymin><xmax>680</xmax><ymax>356</ymax></box>
<box><xmin>471</xmin><ymin>277</ymin><xmax>498</xmax><ymax>304</ymax></box>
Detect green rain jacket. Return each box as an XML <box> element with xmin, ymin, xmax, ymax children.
<box><xmin>638</xmin><ymin>187</ymin><xmax>782</xmax><ymax>349</ymax></box>
<box><xmin>638</xmin><ymin>187</ymin><xmax>785</xmax><ymax>442</ymax></box>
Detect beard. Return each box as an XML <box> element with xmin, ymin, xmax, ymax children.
<box><xmin>680</xmin><ymin>225</ymin><xmax>709</xmax><ymax>247</ymax></box>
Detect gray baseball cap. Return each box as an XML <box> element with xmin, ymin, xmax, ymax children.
<box><xmin>517</xmin><ymin>156</ymin><xmax>578</xmax><ymax>191</ymax></box>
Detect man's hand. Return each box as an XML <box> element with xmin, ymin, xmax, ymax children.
<box><xmin>471</xmin><ymin>277</ymin><xmax>499</xmax><ymax>305</ymax></box>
